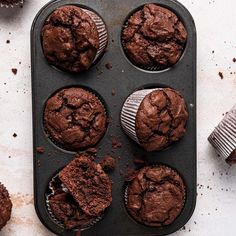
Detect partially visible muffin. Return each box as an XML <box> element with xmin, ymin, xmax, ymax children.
<box><xmin>42</xmin><ymin>5</ymin><xmax>107</xmax><ymax>73</ymax></box>
<box><xmin>0</xmin><ymin>183</ymin><xmax>12</xmax><ymax>230</ymax></box>
<box><xmin>122</xmin><ymin>4</ymin><xmax>187</xmax><ymax>69</ymax></box>
<box><xmin>0</xmin><ymin>0</ymin><xmax>23</xmax><ymax>7</ymax></box>
<box><xmin>121</xmin><ymin>88</ymin><xmax>188</xmax><ymax>152</ymax></box>
<box><xmin>126</xmin><ymin>166</ymin><xmax>185</xmax><ymax>227</ymax></box>
<box><xmin>59</xmin><ymin>154</ymin><xmax>112</xmax><ymax>217</ymax></box>
<box><xmin>44</xmin><ymin>87</ymin><xmax>107</xmax><ymax>151</ymax></box>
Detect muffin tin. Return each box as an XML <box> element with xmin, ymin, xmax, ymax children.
<box><xmin>31</xmin><ymin>0</ymin><xmax>196</xmax><ymax>235</ymax></box>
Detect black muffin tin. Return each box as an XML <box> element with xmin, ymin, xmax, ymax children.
<box><xmin>31</xmin><ymin>0</ymin><xmax>196</xmax><ymax>235</ymax></box>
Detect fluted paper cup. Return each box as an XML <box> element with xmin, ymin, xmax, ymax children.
<box><xmin>121</xmin><ymin>88</ymin><xmax>161</xmax><ymax>144</ymax></box>
<box><xmin>83</xmin><ymin>8</ymin><xmax>108</xmax><ymax>62</ymax></box>
<box><xmin>208</xmin><ymin>105</ymin><xmax>236</xmax><ymax>165</ymax></box>
<box><xmin>0</xmin><ymin>0</ymin><xmax>23</xmax><ymax>8</ymax></box>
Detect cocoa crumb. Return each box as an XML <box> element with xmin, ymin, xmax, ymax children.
<box><xmin>36</xmin><ymin>146</ymin><xmax>45</xmax><ymax>154</ymax></box>
<box><xmin>218</xmin><ymin>72</ymin><xmax>223</xmax><ymax>79</ymax></box>
<box><xmin>111</xmin><ymin>136</ymin><xmax>122</xmax><ymax>149</ymax></box>
<box><xmin>6</xmin><ymin>40</ymin><xmax>10</xmax><ymax>44</ymax></box>
<box><xmin>105</xmin><ymin>62</ymin><xmax>112</xmax><ymax>70</ymax></box>
<box><xmin>86</xmin><ymin>148</ymin><xmax>97</xmax><ymax>155</ymax></box>
<box><xmin>100</xmin><ymin>156</ymin><xmax>116</xmax><ymax>171</ymax></box>
<box><xmin>12</xmin><ymin>68</ymin><xmax>18</xmax><ymax>75</ymax></box>
<box><xmin>111</xmin><ymin>89</ymin><xmax>116</xmax><ymax>96</ymax></box>
<box><xmin>13</xmin><ymin>133</ymin><xmax>17</xmax><ymax>138</ymax></box>
<box><xmin>233</xmin><ymin>58</ymin><xmax>236</xmax><ymax>63</ymax></box>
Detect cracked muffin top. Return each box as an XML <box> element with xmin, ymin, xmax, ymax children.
<box><xmin>136</xmin><ymin>88</ymin><xmax>188</xmax><ymax>152</ymax></box>
<box><xmin>122</xmin><ymin>4</ymin><xmax>187</xmax><ymax>69</ymax></box>
<box><xmin>44</xmin><ymin>87</ymin><xmax>107</xmax><ymax>151</ymax></box>
<box><xmin>126</xmin><ymin>166</ymin><xmax>185</xmax><ymax>227</ymax></box>
<box><xmin>42</xmin><ymin>5</ymin><xmax>99</xmax><ymax>73</ymax></box>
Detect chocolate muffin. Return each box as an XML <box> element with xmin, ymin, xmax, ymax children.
<box><xmin>126</xmin><ymin>166</ymin><xmax>185</xmax><ymax>227</ymax></box>
<box><xmin>42</xmin><ymin>5</ymin><xmax>107</xmax><ymax>73</ymax></box>
<box><xmin>59</xmin><ymin>154</ymin><xmax>112</xmax><ymax>216</ymax></box>
<box><xmin>48</xmin><ymin>176</ymin><xmax>98</xmax><ymax>230</ymax></box>
<box><xmin>0</xmin><ymin>183</ymin><xmax>12</xmax><ymax>229</ymax></box>
<box><xmin>121</xmin><ymin>88</ymin><xmax>188</xmax><ymax>152</ymax></box>
<box><xmin>208</xmin><ymin>105</ymin><xmax>236</xmax><ymax>165</ymax></box>
<box><xmin>122</xmin><ymin>4</ymin><xmax>187</xmax><ymax>70</ymax></box>
<box><xmin>44</xmin><ymin>87</ymin><xmax>107</xmax><ymax>151</ymax></box>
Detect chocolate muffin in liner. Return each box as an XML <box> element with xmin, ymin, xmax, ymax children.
<box><xmin>121</xmin><ymin>4</ymin><xmax>187</xmax><ymax>71</ymax></box>
<box><xmin>42</xmin><ymin>5</ymin><xmax>108</xmax><ymax>73</ymax></box>
<box><xmin>208</xmin><ymin>105</ymin><xmax>236</xmax><ymax>165</ymax></box>
<box><xmin>0</xmin><ymin>0</ymin><xmax>23</xmax><ymax>8</ymax></box>
<box><xmin>43</xmin><ymin>87</ymin><xmax>108</xmax><ymax>152</ymax></box>
<box><xmin>46</xmin><ymin>174</ymin><xmax>103</xmax><ymax>231</ymax></box>
<box><xmin>121</xmin><ymin>88</ymin><xmax>188</xmax><ymax>152</ymax></box>
<box><xmin>124</xmin><ymin>165</ymin><xmax>186</xmax><ymax>227</ymax></box>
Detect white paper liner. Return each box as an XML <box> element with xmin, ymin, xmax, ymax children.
<box><xmin>46</xmin><ymin>174</ymin><xmax>103</xmax><ymax>231</ymax></box>
<box><xmin>0</xmin><ymin>0</ymin><xmax>23</xmax><ymax>8</ymax></box>
<box><xmin>208</xmin><ymin>105</ymin><xmax>236</xmax><ymax>161</ymax></box>
<box><xmin>84</xmin><ymin>9</ymin><xmax>108</xmax><ymax>62</ymax></box>
<box><xmin>121</xmin><ymin>88</ymin><xmax>162</xmax><ymax>144</ymax></box>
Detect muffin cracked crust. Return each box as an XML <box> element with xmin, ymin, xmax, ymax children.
<box><xmin>42</xmin><ymin>6</ymin><xmax>99</xmax><ymax>73</ymax></box>
<box><xmin>126</xmin><ymin>166</ymin><xmax>185</xmax><ymax>227</ymax></box>
<box><xmin>44</xmin><ymin>87</ymin><xmax>107</xmax><ymax>151</ymax></box>
<box><xmin>136</xmin><ymin>88</ymin><xmax>188</xmax><ymax>152</ymax></box>
<box><xmin>122</xmin><ymin>4</ymin><xmax>187</xmax><ymax>69</ymax></box>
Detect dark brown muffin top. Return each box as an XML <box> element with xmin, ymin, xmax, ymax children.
<box><xmin>44</xmin><ymin>87</ymin><xmax>107</xmax><ymax>151</ymax></box>
<box><xmin>0</xmin><ymin>0</ymin><xmax>21</xmax><ymax>4</ymax></box>
<box><xmin>59</xmin><ymin>154</ymin><xmax>112</xmax><ymax>217</ymax></box>
<box><xmin>42</xmin><ymin>6</ymin><xmax>99</xmax><ymax>73</ymax></box>
<box><xmin>126</xmin><ymin>166</ymin><xmax>185</xmax><ymax>227</ymax></box>
<box><xmin>49</xmin><ymin>177</ymin><xmax>97</xmax><ymax>229</ymax></box>
<box><xmin>122</xmin><ymin>4</ymin><xmax>187</xmax><ymax>69</ymax></box>
<box><xmin>0</xmin><ymin>183</ymin><xmax>12</xmax><ymax>230</ymax></box>
<box><xmin>136</xmin><ymin>88</ymin><xmax>188</xmax><ymax>152</ymax></box>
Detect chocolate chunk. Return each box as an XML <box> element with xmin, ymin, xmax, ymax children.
<box><xmin>59</xmin><ymin>154</ymin><xmax>112</xmax><ymax>216</ymax></box>
<box><xmin>11</xmin><ymin>68</ymin><xmax>17</xmax><ymax>75</ymax></box>
<box><xmin>42</xmin><ymin>6</ymin><xmax>99</xmax><ymax>73</ymax></box>
<box><xmin>218</xmin><ymin>72</ymin><xmax>224</xmax><ymax>79</ymax></box>
<box><xmin>122</xmin><ymin>4</ymin><xmax>187</xmax><ymax>69</ymax></box>
<box><xmin>13</xmin><ymin>133</ymin><xmax>17</xmax><ymax>138</ymax></box>
<box><xmin>136</xmin><ymin>88</ymin><xmax>188</xmax><ymax>152</ymax></box>
<box><xmin>44</xmin><ymin>88</ymin><xmax>107</xmax><ymax>151</ymax></box>
<box><xmin>126</xmin><ymin>166</ymin><xmax>185</xmax><ymax>227</ymax></box>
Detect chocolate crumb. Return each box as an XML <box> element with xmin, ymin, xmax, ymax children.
<box><xmin>13</xmin><ymin>133</ymin><xmax>17</xmax><ymax>138</ymax></box>
<box><xmin>218</xmin><ymin>72</ymin><xmax>223</xmax><ymax>79</ymax></box>
<box><xmin>105</xmin><ymin>62</ymin><xmax>112</xmax><ymax>70</ymax></box>
<box><xmin>12</xmin><ymin>68</ymin><xmax>18</xmax><ymax>75</ymax></box>
<box><xmin>36</xmin><ymin>146</ymin><xmax>45</xmax><ymax>154</ymax></box>
<box><xmin>6</xmin><ymin>40</ymin><xmax>10</xmax><ymax>44</ymax></box>
<box><xmin>86</xmin><ymin>148</ymin><xmax>98</xmax><ymax>155</ymax></box>
<box><xmin>111</xmin><ymin>89</ymin><xmax>116</xmax><ymax>96</ymax></box>
<box><xmin>100</xmin><ymin>156</ymin><xmax>116</xmax><ymax>171</ymax></box>
<box><xmin>111</xmin><ymin>137</ymin><xmax>122</xmax><ymax>149</ymax></box>
<box><xmin>233</xmin><ymin>58</ymin><xmax>236</xmax><ymax>63</ymax></box>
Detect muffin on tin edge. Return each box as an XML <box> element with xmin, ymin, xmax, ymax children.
<box><xmin>42</xmin><ymin>5</ymin><xmax>107</xmax><ymax>73</ymax></box>
<box><xmin>47</xmin><ymin>154</ymin><xmax>112</xmax><ymax>230</ymax></box>
<box><xmin>122</xmin><ymin>4</ymin><xmax>187</xmax><ymax>70</ymax></box>
<box><xmin>44</xmin><ymin>87</ymin><xmax>107</xmax><ymax>151</ymax></box>
<box><xmin>125</xmin><ymin>166</ymin><xmax>186</xmax><ymax>227</ymax></box>
<box><xmin>121</xmin><ymin>88</ymin><xmax>188</xmax><ymax>152</ymax></box>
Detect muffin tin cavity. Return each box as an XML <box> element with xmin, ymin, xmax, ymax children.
<box><xmin>43</xmin><ymin>86</ymin><xmax>108</xmax><ymax>152</ymax></box>
<box><xmin>121</xmin><ymin>3</ymin><xmax>188</xmax><ymax>72</ymax></box>
<box><xmin>32</xmin><ymin>0</ymin><xmax>196</xmax><ymax>235</ymax></box>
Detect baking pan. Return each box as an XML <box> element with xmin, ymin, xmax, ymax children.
<box><xmin>31</xmin><ymin>0</ymin><xmax>197</xmax><ymax>235</ymax></box>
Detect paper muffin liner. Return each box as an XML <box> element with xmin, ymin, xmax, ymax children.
<box><xmin>44</xmin><ymin>87</ymin><xmax>108</xmax><ymax>152</ymax></box>
<box><xmin>0</xmin><ymin>0</ymin><xmax>23</xmax><ymax>8</ymax></box>
<box><xmin>83</xmin><ymin>9</ymin><xmax>108</xmax><ymax>62</ymax></box>
<box><xmin>121</xmin><ymin>88</ymin><xmax>161</xmax><ymax>144</ymax></box>
<box><xmin>208</xmin><ymin>105</ymin><xmax>236</xmax><ymax>163</ymax></box>
<box><xmin>124</xmin><ymin>165</ymin><xmax>186</xmax><ymax>227</ymax></box>
<box><xmin>46</xmin><ymin>174</ymin><xmax>103</xmax><ymax>231</ymax></box>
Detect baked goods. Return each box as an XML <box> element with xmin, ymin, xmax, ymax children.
<box><xmin>121</xmin><ymin>88</ymin><xmax>188</xmax><ymax>151</ymax></box>
<box><xmin>44</xmin><ymin>87</ymin><xmax>107</xmax><ymax>151</ymax></box>
<box><xmin>122</xmin><ymin>4</ymin><xmax>187</xmax><ymax>70</ymax></box>
<box><xmin>42</xmin><ymin>5</ymin><xmax>107</xmax><ymax>73</ymax></box>
<box><xmin>126</xmin><ymin>166</ymin><xmax>185</xmax><ymax>226</ymax></box>
<box><xmin>0</xmin><ymin>0</ymin><xmax>23</xmax><ymax>7</ymax></box>
<box><xmin>0</xmin><ymin>183</ymin><xmax>12</xmax><ymax>230</ymax></box>
<box><xmin>208</xmin><ymin>105</ymin><xmax>236</xmax><ymax>165</ymax></box>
